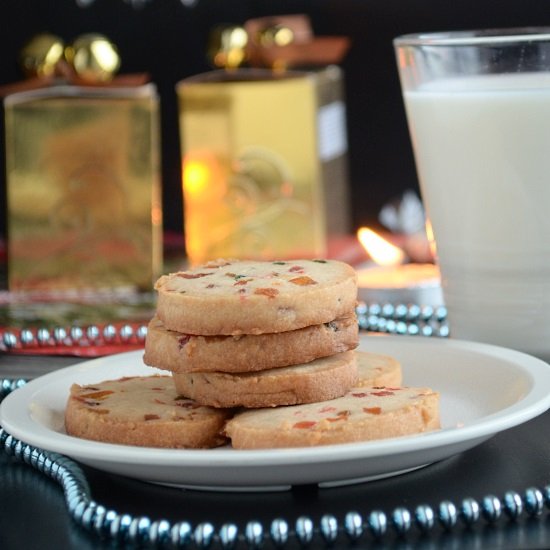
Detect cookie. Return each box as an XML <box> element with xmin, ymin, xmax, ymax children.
<box><xmin>171</xmin><ymin>350</ymin><xmax>358</xmax><ymax>408</ymax></box>
<box><xmin>65</xmin><ymin>375</ymin><xmax>231</xmax><ymax>449</ymax></box>
<box><xmin>143</xmin><ymin>314</ymin><xmax>358</xmax><ymax>374</ymax></box>
<box><xmin>154</xmin><ymin>258</ymin><xmax>357</xmax><ymax>335</ymax></box>
<box><xmin>356</xmin><ymin>351</ymin><xmax>402</xmax><ymax>388</ymax></box>
<box><xmin>225</xmin><ymin>386</ymin><xmax>440</xmax><ymax>449</ymax></box>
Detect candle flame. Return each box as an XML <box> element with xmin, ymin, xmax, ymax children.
<box><xmin>357</xmin><ymin>227</ymin><xmax>406</xmax><ymax>266</ymax></box>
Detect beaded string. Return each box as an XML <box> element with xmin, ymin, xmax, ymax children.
<box><xmin>2</xmin><ymin>305</ymin><xmax>550</xmax><ymax>547</ymax></box>
<box><xmin>0</xmin><ymin>303</ymin><xmax>448</xmax><ymax>352</ymax></box>
<box><xmin>1</xmin><ymin>416</ymin><xmax>549</xmax><ymax>548</ymax></box>
<box><xmin>1</xmin><ymin>323</ymin><xmax>148</xmax><ymax>352</ymax></box>
<box><xmin>356</xmin><ymin>302</ymin><xmax>449</xmax><ymax>337</ymax></box>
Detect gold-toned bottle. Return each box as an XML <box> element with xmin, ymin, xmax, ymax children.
<box><xmin>4</xmin><ymin>83</ymin><xmax>162</xmax><ymax>292</ymax></box>
<box><xmin>177</xmin><ymin>69</ymin><xmax>327</xmax><ymax>265</ymax></box>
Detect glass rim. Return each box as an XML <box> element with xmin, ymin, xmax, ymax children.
<box><xmin>394</xmin><ymin>27</ymin><xmax>550</xmax><ymax>47</ymax></box>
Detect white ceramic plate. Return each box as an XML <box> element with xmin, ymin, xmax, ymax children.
<box><xmin>2</xmin><ymin>335</ymin><xmax>550</xmax><ymax>491</ymax></box>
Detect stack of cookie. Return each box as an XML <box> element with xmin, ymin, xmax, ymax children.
<box><xmin>143</xmin><ymin>258</ymin><xmax>361</xmax><ymax>408</ymax></box>
<box><xmin>65</xmin><ymin>258</ymin><xmax>441</xmax><ymax>450</ymax></box>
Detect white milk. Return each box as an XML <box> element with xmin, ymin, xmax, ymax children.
<box><xmin>404</xmin><ymin>73</ymin><xmax>550</xmax><ymax>356</ymax></box>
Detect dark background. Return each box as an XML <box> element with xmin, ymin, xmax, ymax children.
<box><xmin>2</xmin><ymin>0</ymin><xmax>549</xmax><ymax>242</ymax></box>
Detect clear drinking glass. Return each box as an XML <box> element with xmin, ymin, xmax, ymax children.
<box><xmin>394</xmin><ymin>28</ymin><xmax>550</xmax><ymax>360</ymax></box>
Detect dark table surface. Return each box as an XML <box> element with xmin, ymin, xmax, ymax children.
<box><xmin>2</xmin><ymin>352</ymin><xmax>550</xmax><ymax>550</ymax></box>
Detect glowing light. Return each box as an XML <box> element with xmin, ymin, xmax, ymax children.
<box><xmin>182</xmin><ymin>157</ymin><xmax>212</xmax><ymax>197</ymax></box>
<box><xmin>357</xmin><ymin>227</ymin><xmax>406</xmax><ymax>266</ymax></box>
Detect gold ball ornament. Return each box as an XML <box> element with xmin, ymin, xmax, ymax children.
<box><xmin>19</xmin><ymin>33</ymin><xmax>65</xmax><ymax>77</ymax></box>
<box><xmin>208</xmin><ymin>25</ymin><xmax>248</xmax><ymax>69</ymax></box>
<box><xmin>65</xmin><ymin>33</ymin><xmax>121</xmax><ymax>82</ymax></box>
<box><xmin>257</xmin><ymin>24</ymin><xmax>294</xmax><ymax>48</ymax></box>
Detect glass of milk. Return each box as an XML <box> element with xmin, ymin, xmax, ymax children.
<box><xmin>394</xmin><ymin>28</ymin><xmax>550</xmax><ymax>360</ymax></box>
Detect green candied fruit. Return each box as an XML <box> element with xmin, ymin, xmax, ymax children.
<box><xmin>272</xmin><ymin>261</ymin><xmax>287</xmax><ymax>265</ymax></box>
<box><xmin>312</xmin><ymin>259</ymin><xmax>328</xmax><ymax>263</ymax></box>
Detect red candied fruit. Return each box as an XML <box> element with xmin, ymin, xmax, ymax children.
<box><xmin>254</xmin><ymin>287</ymin><xmax>279</xmax><ymax>298</ymax></box>
<box><xmin>177</xmin><ymin>272</ymin><xmax>213</xmax><ymax>279</ymax></box>
<box><xmin>289</xmin><ymin>276</ymin><xmax>317</xmax><ymax>286</ymax></box>
<box><xmin>293</xmin><ymin>421</ymin><xmax>316</xmax><ymax>429</ymax></box>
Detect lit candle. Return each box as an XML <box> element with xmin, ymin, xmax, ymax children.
<box><xmin>356</xmin><ymin>227</ymin><xmax>443</xmax><ymax>306</ymax></box>
<box><xmin>356</xmin><ymin>262</ymin><xmax>443</xmax><ymax>305</ymax></box>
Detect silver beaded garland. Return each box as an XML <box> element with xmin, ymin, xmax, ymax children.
<box><xmin>343</xmin><ymin>511</ymin><xmax>363</xmax><ymax>540</ymax></box>
<box><xmin>269</xmin><ymin>518</ymin><xmax>289</xmax><ymax>546</ymax></box>
<box><xmin>319</xmin><ymin>514</ymin><xmax>339</xmax><ymax>543</ymax></box>
<box><xmin>86</xmin><ymin>325</ymin><xmax>100</xmax><ymax>341</ymax></box>
<box><xmin>37</xmin><ymin>327</ymin><xmax>51</xmax><ymax>344</ymax></box>
<box><xmin>0</xmin><ymin>323</ymin><xmax>149</xmax><ymax>350</ymax></box>
<box><xmin>2</xmin><ymin>331</ymin><xmax>17</xmax><ymax>348</ymax></box>
<box><xmin>20</xmin><ymin>328</ymin><xmax>36</xmax><ymax>345</ymax></box>
<box><xmin>53</xmin><ymin>326</ymin><xmax>68</xmax><ymax>343</ymax></box>
<box><xmin>73</xmin><ymin>499</ymin><xmax>88</xmax><ymax>522</ymax></box>
<box><xmin>219</xmin><ymin>523</ymin><xmax>239</xmax><ymax>548</ymax></box>
<box><xmin>136</xmin><ymin>324</ymin><xmax>148</xmax><ymax>340</ymax></box>
<box><xmin>414</xmin><ymin>504</ymin><xmax>435</xmax><ymax>532</ymax></box>
<box><xmin>481</xmin><ymin>495</ymin><xmax>502</xmax><ymax>523</ymax></box>
<box><xmin>244</xmin><ymin>520</ymin><xmax>264</xmax><ymax>548</ymax></box>
<box><xmin>367</xmin><ymin>510</ymin><xmax>387</xmax><ymax>537</ymax></box>
<box><xmin>524</xmin><ymin>487</ymin><xmax>544</xmax><ymax>516</ymax></box>
<box><xmin>92</xmin><ymin>505</ymin><xmax>108</xmax><ymax>534</ymax></box>
<box><xmin>170</xmin><ymin>521</ymin><xmax>192</xmax><ymax>547</ymax></box>
<box><xmin>503</xmin><ymin>491</ymin><xmax>523</xmax><ymax>520</ymax></box>
<box><xmin>355</xmin><ymin>302</ymin><xmax>449</xmax><ymax>337</ymax></box>
<box><xmin>0</xmin><ymin>301</ymin><xmax>446</xmax><ymax>352</ymax></box>
<box><xmin>119</xmin><ymin>324</ymin><xmax>134</xmax><ymax>340</ymax></box>
<box><xmin>81</xmin><ymin>502</ymin><xmax>99</xmax><ymax>529</ymax></box>
<box><xmin>149</xmin><ymin>519</ymin><xmax>171</xmax><ymax>546</ymax></box>
<box><xmin>438</xmin><ymin>500</ymin><xmax>458</xmax><ymax>529</ymax></box>
<box><xmin>194</xmin><ymin>522</ymin><xmax>215</xmax><ymax>548</ymax></box>
<box><xmin>28</xmin><ymin>447</ymin><xmax>41</xmax><ymax>468</ymax></box>
<box><xmin>2</xmin><ymin>331</ymin><xmax>550</xmax><ymax>549</ymax></box>
<box><xmin>392</xmin><ymin>507</ymin><xmax>412</xmax><ymax>535</ymax></box>
<box><xmin>295</xmin><ymin>516</ymin><xmax>314</xmax><ymax>545</ymax></box>
<box><xmin>70</xmin><ymin>326</ymin><xmax>84</xmax><ymax>341</ymax></box>
<box><xmin>103</xmin><ymin>324</ymin><xmax>117</xmax><ymax>340</ymax></box>
<box><xmin>460</xmin><ymin>497</ymin><xmax>481</xmax><ymax>525</ymax></box>
<box><xmin>110</xmin><ymin>513</ymin><xmax>132</xmax><ymax>542</ymax></box>
<box><xmin>128</xmin><ymin>516</ymin><xmax>151</xmax><ymax>544</ymax></box>
<box><xmin>101</xmin><ymin>509</ymin><xmax>119</xmax><ymax>536</ymax></box>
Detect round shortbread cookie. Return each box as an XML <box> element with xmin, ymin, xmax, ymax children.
<box><xmin>225</xmin><ymin>386</ymin><xmax>440</xmax><ymax>449</ymax></box>
<box><xmin>143</xmin><ymin>314</ymin><xmax>359</xmax><ymax>374</ymax></box>
<box><xmin>171</xmin><ymin>351</ymin><xmax>358</xmax><ymax>408</ymax></box>
<box><xmin>154</xmin><ymin>258</ymin><xmax>358</xmax><ymax>335</ymax></box>
<box><xmin>356</xmin><ymin>351</ymin><xmax>402</xmax><ymax>388</ymax></box>
<box><xmin>65</xmin><ymin>375</ymin><xmax>231</xmax><ymax>449</ymax></box>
